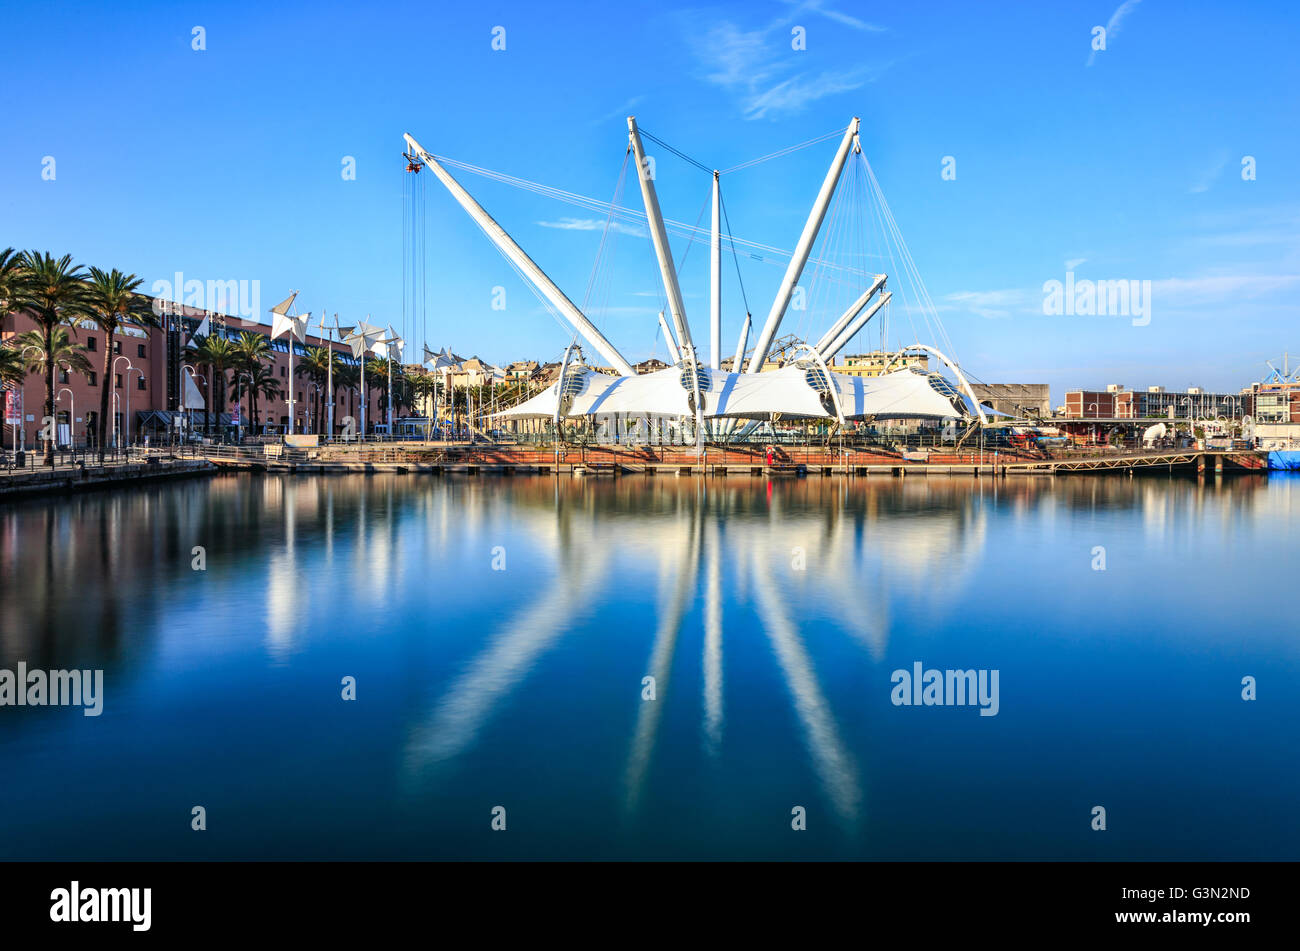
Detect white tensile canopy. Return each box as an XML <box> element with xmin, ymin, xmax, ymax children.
<box><xmin>492</xmin><ymin>365</ymin><xmax>963</xmax><ymax>421</ymax></box>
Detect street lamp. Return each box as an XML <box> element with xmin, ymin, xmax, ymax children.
<box><xmin>113</xmin><ymin>356</ymin><xmax>139</xmax><ymax>449</ymax></box>
<box><xmin>56</xmin><ymin>387</ymin><xmax>74</xmax><ymax>451</ymax></box>
<box><xmin>182</xmin><ymin>363</ymin><xmax>208</xmax><ymax>438</ymax></box>
<box><xmin>304</xmin><ymin>381</ymin><xmax>321</xmax><ymax>435</ymax></box>
<box><xmin>236</xmin><ymin>371</ymin><xmax>252</xmax><ymax>441</ymax></box>
<box><xmin>18</xmin><ymin>344</ymin><xmax>43</xmax><ymax>452</ymax></box>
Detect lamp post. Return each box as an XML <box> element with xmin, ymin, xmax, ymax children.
<box><xmin>236</xmin><ymin>371</ymin><xmax>252</xmax><ymax>442</ymax></box>
<box><xmin>113</xmin><ymin>356</ymin><xmax>136</xmax><ymax>449</ymax></box>
<box><xmin>19</xmin><ymin>344</ymin><xmax>44</xmax><ymax>452</ymax></box>
<box><xmin>181</xmin><ymin>363</ymin><xmax>206</xmax><ymax>440</ymax></box>
<box><xmin>304</xmin><ymin>382</ymin><xmax>321</xmax><ymax>435</ymax></box>
<box><xmin>56</xmin><ymin>387</ymin><xmax>74</xmax><ymax>452</ymax></box>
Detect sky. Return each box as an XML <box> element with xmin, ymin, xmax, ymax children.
<box><xmin>2</xmin><ymin>0</ymin><xmax>1297</xmax><ymax>401</ymax></box>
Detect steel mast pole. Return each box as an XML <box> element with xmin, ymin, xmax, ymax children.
<box><xmin>403</xmin><ymin>133</ymin><xmax>634</xmax><ymax>376</ymax></box>
<box><xmin>710</xmin><ymin>170</ymin><xmax>721</xmax><ymax>370</ymax></box>
<box><xmin>626</xmin><ymin>116</ymin><xmax>706</xmax><ymax>447</ymax></box>
<box><xmin>747</xmin><ymin>118</ymin><xmax>859</xmax><ymax>373</ymax></box>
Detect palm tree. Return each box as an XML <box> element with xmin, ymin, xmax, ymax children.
<box><xmin>296</xmin><ymin>346</ymin><xmax>336</xmax><ymax>434</ymax></box>
<box><xmin>11</xmin><ymin>252</ymin><xmax>92</xmax><ymax>465</ymax></box>
<box><xmin>10</xmin><ymin>329</ymin><xmax>93</xmax><ymax>446</ymax></box>
<box><xmin>232</xmin><ymin>332</ymin><xmax>272</xmax><ymax>427</ymax></box>
<box><xmin>186</xmin><ymin>335</ymin><xmax>239</xmax><ymax>437</ymax></box>
<box><xmin>364</xmin><ymin>355</ymin><xmax>388</xmax><ymax>431</ymax></box>
<box><xmin>0</xmin><ymin>344</ymin><xmax>24</xmax><ymax>386</ymax></box>
<box><xmin>0</xmin><ymin>248</ymin><xmax>23</xmax><ymax>329</ymax></box>
<box><xmin>83</xmin><ymin>268</ymin><xmax>159</xmax><ymax>462</ymax></box>
<box><xmin>250</xmin><ymin>364</ymin><xmax>282</xmax><ymax>432</ymax></box>
<box><xmin>334</xmin><ymin>363</ymin><xmax>359</xmax><ymax>434</ymax></box>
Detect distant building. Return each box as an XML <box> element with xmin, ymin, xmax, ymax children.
<box><xmin>1064</xmin><ymin>384</ymin><xmax>1245</xmax><ymax>419</ymax></box>
<box><xmin>504</xmin><ymin>359</ymin><xmax>538</xmax><ymax>380</ymax></box>
<box><xmin>968</xmin><ymin>383</ymin><xmax>1050</xmax><ymax>419</ymax></box>
<box><xmin>633</xmin><ymin>358</ymin><xmax>670</xmax><ymax>374</ymax></box>
<box><xmin>833</xmin><ymin>350</ymin><xmax>928</xmax><ymax>378</ymax></box>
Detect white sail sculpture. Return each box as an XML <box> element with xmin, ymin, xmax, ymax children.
<box><xmin>409</xmin><ymin>119</ymin><xmax>985</xmax><ymax>431</ymax></box>
<box><xmin>269</xmin><ymin>292</ymin><xmax>309</xmax><ymax>433</ymax></box>
<box><xmin>342</xmin><ymin>319</ymin><xmax>385</xmax><ymax>436</ymax></box>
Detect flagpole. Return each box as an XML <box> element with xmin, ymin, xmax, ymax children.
<box><xmin>285</xmin><ymin>304</ymin><xmax>296</xmax><ymax>435</ymax></box>
<box><xmin>326</xmin><ymin>314</ymin><xmax>335</xmax><ymax>439</ymax></box>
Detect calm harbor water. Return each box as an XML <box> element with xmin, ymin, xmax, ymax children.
<box><xmin>0</xmin><ymin>471</ymin><xmax>1296</xmax><ymax>860</ymax></box>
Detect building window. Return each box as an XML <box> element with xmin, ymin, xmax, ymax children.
<box><xmin>87</xmin><ymin>336</ymin><xmax>97</xmax><ymax>351</ymax></box>
<box><xmin>280</xmin><ymin>366</ymin><xmax>286</xmax><ymax>377</ymax></box>
<box><xmin>115</xmin><ymin>373</ymin><xmax>123</xmax><ymax>388</ymax></box>
<box><xmin>137</xmin><ymin>376</ymin><xmax>146</xmax><ymax>391</ymax></box>
<box><xmin>87</xmin><ymin>371</ymin><xmax>97</xmax><ymax>386</ymax></box>
<box><xmin>114</xmin><ymin>341</ymin><xmax>121</xmax><ymax>354</ymax></box>
<box><xmin>59</xmin><ymin>368</ymin><xmax>69</xmax><ymax>384</ymax></box>
<box><xmin>137</xmin><ymin>344</ymin><xmax>146</xmax><ymax>358</ymax></box>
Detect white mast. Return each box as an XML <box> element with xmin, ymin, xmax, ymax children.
<box><xmin>747</xmin><ymin>118</ymin><xmax>860</xmax><ymax>373</ymax></box>
<box><xmin>814</xmin><ymin>275</ymin><xmax>887</xmax><ymax>357</ymax></box>
<box><xmin>710</xmin><ymin>170</ymin><xmax>721</xmax><ymax>370</ymax></box>
<box><xmin>626</xmin><ymin>117</ymin><xmax>695</xmax><ymax>359</ymax></box>
<box><xmin>731</xmin><ymin>313</ymin><xmax>751</xmax><ymax>373</ymax></box>
<box><xmin>627</xmin><ymin>116</ymin><xmax>705</xmax><ymax>447</ymax></box>
<box><xmin>820</xmin><ymin>291</ymin><xmax>892</xmax><ymax>362</ymax></box>
<box><xmin>403</xmin><ymin>133</ymin><xmax>635</xmax><ymax>376</ymax></box>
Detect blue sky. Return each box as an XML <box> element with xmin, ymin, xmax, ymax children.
<box><xmin>2</xmin><ymin>0</ymin><xmax>1297</xmax><ymax>399</ymax></box>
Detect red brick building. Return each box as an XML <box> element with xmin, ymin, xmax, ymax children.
<box><xmin>2</xmin><ymin>297</ymin><xmax>386</xmax><ymax>449</ymax></box>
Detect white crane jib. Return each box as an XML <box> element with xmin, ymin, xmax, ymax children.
<box><xmin>626</xmin><ymin>117</ymin><xmax>696</xmax><ymax>361</ymax></box>
<box><xmin>747</xmin><ymin>117</ymin><xmax>860</xmax><ymax>373</ymax></box>
<box><xmin>403</xmin><ymin>132</ymin><xmax>635</xmax><ymax>377</ymax></box>
<box><xmin>814</xmin><ymin>274</ymin><xmax>887</xmax><ymax>358</ymax></box>
<box><xmin>820</xmin><ymin>291</ymin><xmax>891</xmax><ymax>362</ymax></box>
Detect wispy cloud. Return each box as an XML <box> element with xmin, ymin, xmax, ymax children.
<box><xmin>776</xmin><ymin>0</ymin><xmax>887</xmax><ymax>33</ymax></box>
<box><xmin>1189</xmin><ymin>151</ymin><xmax>1230</xmax><ymax>194</ymax></box>
<box><xmin>1087</xmin><ymin>0</ymin><xmax>1142</xmax><ymax>67</ymax></box>
<box><xmin>682</xmin><ymin>7</ymin><xmax>889</xmax><ymax>119</ymax></box>
<box><xmin>537</xmin><ymin>217</ymin><xmax>647</xmax><ymax>237</ymax></box>
<box><xmin>594</xmin><ymin>96</ymin><xmax>646</xmax><ymax>125</ymax></box>
<box><xmin>941</xmin><ymin>271</ymin><xmax>1300</xmax><ymax>320</ymax></box>
<box><xmin>939</xmin><ymin>288</ymin><xmax>1039</xmax><ymax>320</ymax></box>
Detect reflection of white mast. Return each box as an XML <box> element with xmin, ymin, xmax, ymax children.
<box><xmin>623</xmin><ymin>511</ymin><xmax>701</xmax><ymax>814</ymax></box>
<box><xmin>751</xmin><ymin>551</ymin><xmax>861</xmax><ymax>827</ymax></box>
<box><xmin>703</xmin><ymin>516</ymin><xmax>724</xmax><ymax>755</ymax></box>
<box><xmin>404</xmin><ymin>557</ymin><xmax>603</xmax><ymax>770</ymax></box>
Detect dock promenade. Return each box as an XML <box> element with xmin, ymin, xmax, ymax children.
<box><xmin>187</xmin><ymin>442</ymin><xmax>1268</xmax><ymax>478</ymax></box>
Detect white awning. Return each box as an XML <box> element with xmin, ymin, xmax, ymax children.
<box><xmin>493</xmin><ymin>365</ymin><xmax>966</xmax><ymax>421</ymax></box>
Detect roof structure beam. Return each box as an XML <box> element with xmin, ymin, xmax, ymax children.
<box><xmin>404</xmin><ymin>132</ymin><xmax>635</xmax><ymax>376</ymax></box>
<box><xmin>814</xmin><ymin>274</ymin><xmax>886</xmax><ymax>356</ymax></box>
<box><xmin>819</xmin><ymin>291</ymin><xmax>891</xmax><ymax>362</ymax></box>
<box><xmin>747</xmin><ymin>117</ymin><xmax>859</xmax><ymax>373</ymax></box>
<box><xmin>627</xmin><ymin>117</ymin><xmax>695</xmax><ymax>358</ymax></box>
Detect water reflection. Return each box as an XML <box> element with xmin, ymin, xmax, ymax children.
<box><xmin>0</xmin><ymin>471</ymin><xmax>1294</xmax><ymax>859</ymax></box>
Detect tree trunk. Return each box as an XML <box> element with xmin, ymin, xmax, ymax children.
<box><xmin>98</xmin><ymin>328</ymin><xmax>113</xmax><ymax>463</ymax></box>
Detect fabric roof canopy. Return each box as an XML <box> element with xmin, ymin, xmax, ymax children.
<box><xmin>493</xmin><ymin>365</ymin><xmax>967</xmax><ymax>421</ymax></box>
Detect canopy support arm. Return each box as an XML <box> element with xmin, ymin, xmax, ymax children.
<box><xmin>819</xmin><ymin>291</ymin><xmax>891</xmax><ymax>362</ymax></box>
<box><xmin>814</xmin><ymin>274</ymin><xmax>886</xmax><ymax>357</ymax></box>
<box><xmin>404</xmin><ymin>133</ymin><xmax>635</xmax><ymax>376</ymax></box>
<box><xmin>627</xmin><ymin>117</ymin><xmax>696</xmax><ymax>359</ymax></box>
<box><xmin>747</xmin><ymin>118</ymin><xmax>859</xmax><ymax>373</ymax></box>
